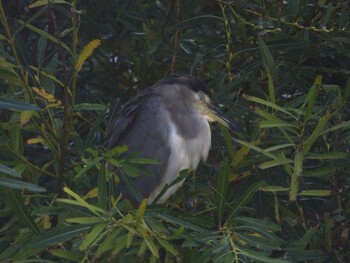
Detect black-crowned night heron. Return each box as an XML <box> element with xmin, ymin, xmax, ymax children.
<box><xmin>105</xmin><ymin>75</ymin><xmax>238</xmax><ymax>204</ymax></box>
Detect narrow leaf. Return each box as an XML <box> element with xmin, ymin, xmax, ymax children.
<box><xmin>303</xmin><ymin>109</ymin><xmax>332</xmax><ymax>155</ymax></box>
<box><xmin>31</xmin><ymin>225</ymin><xmax>92</xmax><ymax>249</ymax></box>
<box><xmin>75</xmin><ymin>103</ymin><xmax>107</xmax><ymax>111</ymax></box>
<box><xmin>0</xmin><ymin>164</ymin><xmax>21</xmax><ymax>177</ymax></box>
<box><xmin>244</xmin><ymin>95</ymin><xmax>294</xmax><ymax>117</ymax></box>
<box><xmin>258</xmin><ymin>35</ymin><xmax>278</xmax><ymax>79</ymax></box>
<box><xmin>0</xmin><ymin>177</ymin><xmax>46</xmax><ymax>192</ymax></box>
<box><xmin>79</xmin><ymin>223</ymin><xmax>107</xmax><ymax>250</ymax></box>
<box><xmin>136</xmin><ymin>199</ymin><xmax>148</xmax><ymax>225</ymax></box>
<box><xmin>18</xmin><ymin>20</ymin><xmax>71</xmax><ymax>54</ymax></box>
<box><xmin>96</xmin><ymin>228</ymin><xmax>122</xmax><ymax>257</ymax></box>
<box><xmin>228</xmin><ymin>180</ymin><xmax>265</xmax><ymax>221</ymax></box>
<box><xmin>8</xmin><ymin>190</ymin><xmax>40</xmax><ymax>235</ymax></box>
<box><xmin>37</xmin><ymin>25</ymin><xmax>48</xmax><ymax>66</ymax></box>
<box><xmin>290</xmin><ymin>151</ymin><xmax>303</xmax><ymax>201</ymax></box>
<box><xmin>303</xmin><ymin>75</ymin><xmax>322</xmax><ymax>123</ymax></box>
<box><xmin>215</xmin><ymin>159</ymin><xmax>229</xmax><ymax>224</ymax></box>
<box><xmin>258</xmin><ymin>158</ymin><xmax>293</xmax><ymax>169</ymax></box>
<box><xmin>29</xmin><ymin>0</ymin><xmax>69</xmax><ymax>8</ymax></box>
<box><xmin>236</xmin><ymin>216</ymin><xmax>281</xmax><ymax>232</ymax></box>
<box><xmin>0</xmin><ymin>97</ymin><xmax>40</xmax><ymax>111</ymax></box>
<box><xmin>66</xmin><ymin>217</ymin><xmax>105</xmax><ymax>224</ymax></box>
<box><xmin>20</xmin><ymin>111</ymin><xmax>34</xmax><ymax>126</ymax></box>
<box><xmin>306</xmin><ymin>152</ymin><xmax>347</xmax><ymax>160</ymax></box>
<box><xmin>298</xmin><ymin>190</ymin><xmax>332</xmax><ymax>197</ymax></box>
<box><xmin>237</xmin><ymin>245</ymin><xmax>290</xmax><ymax>263</ymax></box>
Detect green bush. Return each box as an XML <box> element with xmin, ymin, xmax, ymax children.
<box><xmin>0</xmin><ymin>0</ymin><xmax>349</xmax><ymax>262</ymax></box>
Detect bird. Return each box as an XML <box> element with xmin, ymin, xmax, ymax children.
<box><xmin>104</xmin><ymin>75</ymin><xmax>239</xmax><ymax>205</ymax></box>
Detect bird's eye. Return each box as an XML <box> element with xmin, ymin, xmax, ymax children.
<box><xmin>196</xmin><ymin>91</ymin><xmax>210</xmax><ymax>104</ymax></box>
<box><xmin>197</xmin><ymin>91</ymin><xmax>208</xmax><ymax>103</ymax></box>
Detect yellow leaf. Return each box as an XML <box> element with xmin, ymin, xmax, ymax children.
<box><xmin>29</xmin><ymin>0</ymin><xmax>69</xmax><ymax>8</ymax></box>
<box><xmin>32</xmin><ymin>87</ymin><xmax>57</xmax><ymax>102</ymax></box>
<box><xmin>76</xmin><ymin>39</ymin><xmax>101</xmax><ymax>72</ymax></box>
<box><xmin>42</xmin><ymin>215</ymin><xmax>52</xmax><ymax>229</ymax></box>
<box><xmin>27</xmin><ymin>137</ymin><xmax>46</xmax><ymax>145</ymax></box>
<box><xmin>315</xmin><ymin>74</ymin><xmax>323</xmax><ymax>86</ymax></box>
<box><xmin>44</xmin><ymin>100</ymin><xmax>62</xmax><ymax>110</ymax></box>
<box><xmin>83</xmin><ymin>187</ymin><xmax>98</xmax><ymax>200</ymax></box>
<box><xmin>20</xmin><ymin>111</ymin><xmax>34</xmax><ymax>126</ymax></box>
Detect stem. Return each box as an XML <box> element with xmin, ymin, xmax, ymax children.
<box><xmin>169</xmin><ymin>0</ymin><xmax>180</xmax><ymax>74</ymax></box>
<box><xmin>53</xmin><ymin>0</ymin><xmax>79</xmax><ymax>197</ymax></box>
<box><xmin>218</xmin><ymin>2</ymin><xmax>233</xmax><ymax>82</ymax></box>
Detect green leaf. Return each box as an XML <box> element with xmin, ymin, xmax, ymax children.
<box><xmin>79</xmin><ymin>223</ymin><xmax>107</xmax><ymax>250</ymax></box>
<box><xmin>303</xmin><ymin>167</ymin><xmax>335</xmax><ymax>177</ymax></box>
<box><xmin>227</xmin><ymin>180</ymin><xmax>266</xmax><ymax>222</ymax></box>
<box><xmin>128</xmin><ymin>157</ymin><xmax>161</xmax><ymax>165</ymax></box>
<box><xmin>321</xmin><ymin>121</ymin><xmax>350</xmax><ymax>135</ymax></box>
<box><xmin>49</xmin><ymin>249</ymin><xmax>82</xmax><ymax>261</ymax></box>
<box><xmin>57</xmin><ymin>187</ymin><xmax>106</xmax><ymax>216</ymax></box>
<box><xmin>236</xmin><ymin>232</ymin><xmax>281</xmax><ymax>250</ymax></box>
<box><xmin>245</xmin><ymin>95</ymin><xmax>294</xmax><ymax>117</ymax></box>
<box><xmin>303</xmin><ymin>75</ymin><xmax>322</xmax><ymax>123</ymax></box>
<box><xmin>266</xmin><ymin>67</ymin><xmax>275</xmax><ymax>104</ymax></box>
<box><xmin>215</xmin><ymin>159</ymin><xmax>229</xmax><ymax>225</ymax></box>
<box><xmin>0</xmin><ymin>68</ymin><xmax>25</xmax><ymax>87</ymax></box>
<box><xmin>258</xmin><ymin>35</ymin><xmax>278</xmax><ymax>80</ymax></box>
<box><xmin>156</xmin><ymin>238</ymin><xmax>178</xmax><ymax>256</ymax></box>
<box><xmin>66</xmin><ymin>217</ymin><xmax>106</xmax><ymax>224</ymax></box>
<box><xmin>263</xmin><ymin>143</ymin><xmax>295</xmax><ymax>153</ymax></box>
<box><xmin>29</xmin><ymin>65</ymin><xmax>64</xmax><ymax>88</ymax></box>
<box><xmin>111</xmin><ymin>234</ymin><xmax>128</xmax><ymax>256</ymax></box>
<box><xmin>0</xmin><ymin>164</ymin><xmax>21</xmax><ymax>177</ymax></box>
<box><xmin>236</xmin><ymin>216</ymin><xmax>281</xmax><ymax>232</ymax></box>
<box><xmin>8</xmin><ymin>190</ymin><xmax>40</xmax><ymax>235</ymax></box>
<box><xmin>30</xmin><ymin>225</ymin><xmax>92</xmax><ymax>249</ymax></box>
<box><xmin>305</xmin><ymin>152</ymin><xmax>347</xmax><ymax>160</ymax></box>
<box><xmin>37</xmin><ymin>25</ymin><xmax>48</xmax><ymax>66</ymax></box>
<box><xmin>75</xmin><ymin>157</ymin><xmax>103</xmax><ymax>180</ymax></box>
<box><xmin>95</xmin><ymin>228</ymin><xmax>123</xmax><ymax>257</ymax></box>
<box><xmin>232</xmin><ymin>138</ymin><xmax>277</xmax><ymax>160</ymax></box>
<box><xmin>303</xmin><ymin>109</ymin><xmax>332</xmax><ymax>156</ymax></box>
<box><xmin>75</xmin><ymin>103</ymin><xmax>107</xmax><ymax>111</ymax></box>
<box><xmin>156</xmin><ymin>213</ymin><xmax>207</xmax><ymax>232</ymax></box>
<box><xmin>98</xmin><ymin>165</ymin><xmax>107</xmax><ymax>210</ymax></box>
<box><xmin>258</xmin><ymin>158</ymin><xmax>293</xmax><ymax>169</ymax></box>
<box><xmin>0</xmin><ymin>97</ymin><xmax>41</xmax><ymax>111</ymax></box>
<box><xmin>126</xmin><ymin>230</ymin><xmax>135</xmax><ymax>248</ymax></box>
<box><xmin>0</xmin><ymin>57</ymin><xmax>16</xmax><ymax>67</ymax></box>
<box><xmin>18</xmin><ymin>20</ymin><xmax>71</xmax><ymax>54</ymax></box>
<box><xmin>29</xmin><ymin>0</ymin><xmax>69</xmax><ymax>8</ymax></box>
<box><xmin>0</xmin><ymin>177</ymin><xmax>46</xmax><ymax>192</ymax></box>
<box><xmin>290</xmin><ymin>150</ymin><xmax>303</xmax><ymax>201</ymax></box>
<box><xmin>143</xmin><ymin>234</ymin><xmax>159</xmax><ymax>258</ymax></box>
<box><xmin>237</xmin><ymin>245</ymin><xmax>290</xmax><ymax>263</ymax></box>
<box><xmin>298</xmin><ymin>190</ymin><xmax>332</xmax><ymax>197</ymax></box>
<box><xmin>259</xmin><ymin>120</ymin><xmax>294</xmax><ymax>128</ymax></box>
<box><xmin>136</xmin><ymin>199</ymin><xmax>148</xmax><ymax>225</ymax></box>
<box><xmin>260</xmin><ymin>186</ymin><xmax>289</xmax><ymax>192</ymax></box>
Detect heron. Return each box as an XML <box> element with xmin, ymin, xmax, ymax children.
<box><xmin>105</xmin><ymin>75</ymin><xmax>239</xmax><ymax>204</ymax></box>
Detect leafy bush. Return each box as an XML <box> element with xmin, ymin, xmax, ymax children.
<box><xmin>0</xmin><ymin>0</ymin><xmax>349</xmax><ymax>262</ymax></box>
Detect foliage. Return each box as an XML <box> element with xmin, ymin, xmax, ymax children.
<box><xmin>0</xmin><ymin>0</ymin><xmax>349</xmax><ymax>262</ymax></box>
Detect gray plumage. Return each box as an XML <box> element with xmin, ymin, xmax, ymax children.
<box><xmin>105</xmin><ymin>75</ymin><xmax>234</xmax><ymax>204</ymax></box>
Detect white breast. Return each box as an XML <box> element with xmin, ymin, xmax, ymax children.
<box><xmin>148</xmin><ymin>116</ymin><xmax>211</xmax><ymax>204</ymax></box>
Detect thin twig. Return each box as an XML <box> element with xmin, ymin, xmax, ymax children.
<box><xmin>169</xmin><ymin>0</ymin><xmax>180</xmax><ymax>74</ymax></box>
